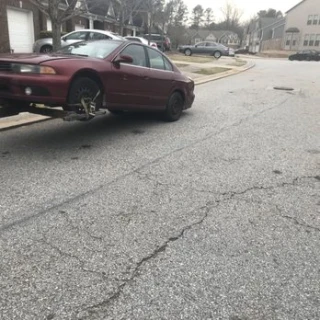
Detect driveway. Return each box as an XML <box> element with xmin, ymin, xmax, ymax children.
<box><xmin>0</xmin><ymin>58</ymin><xmax>319</xmax><ymax>320</ymax></box>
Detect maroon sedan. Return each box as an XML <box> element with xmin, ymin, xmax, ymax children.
<box><xmin>0</xmin><ymin>40</ymin><xmax>195</xmax><ymax>121</ymax></box>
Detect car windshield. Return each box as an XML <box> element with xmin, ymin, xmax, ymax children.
<box><xmin>59</xmin><ymin>41</ymin><xmax>121</xmax><ymax>58</ymax></box>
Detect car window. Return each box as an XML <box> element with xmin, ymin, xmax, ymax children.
<box><xmin>121</xmin><ymin>44</ymin><xmax>147</xmax><ymax>67</ymax></box>
<box><xmin>196</xmin><ymin>42</ymin><xmax>206</xmax><ymax>46</ymax></box>
<box><xmin>64</xmin><ymin>31</ymin><xmax>88</xmax><ymax>41</ymax></box>
<box><xmin>126</xmin><ymin>37</ymin><xmax>141</xmax><ymax>43</ymax></box>
<box><xmin>59</xmin><ymin>41</ymin><xmax>121</xmax><ymax>58</ymax></box>
<box><xmin>163</xmin><ymin>56</ymin><xmax>173</xmax><ymax>71</ymax></box>
<box><xmin>146</xmin><ymin>47</ymin><xmax>171</xmax><ymax>71</ymax></box>
<box><xmin>89</xmin><ymin>32</ymin><xmax>110</xmax><ymax>40</ymax></box>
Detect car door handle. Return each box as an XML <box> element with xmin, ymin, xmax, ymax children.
<box><xmin>143</xmin><ymin>76</ymin><xmax>149</xmax><ymax>80</ymax></box>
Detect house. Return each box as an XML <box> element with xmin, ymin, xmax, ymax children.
<box><xmin>186</xmin><ymin>29</ymin><xmax>241</xmax><ymax>48</ymax></box>
<box><xmin>0</xmin><ymin>0</ymin><xmax>143</xmax><ymax>54</ymax></box>
<box><xmin>283</xmin><ymin>0</ymin><xmax>320</xmax><ymax>51</ymax></box>
<box><xmin>245</xmin><ymin>17</ymin><xmax>285</xmax><ymax>53</ymax></box>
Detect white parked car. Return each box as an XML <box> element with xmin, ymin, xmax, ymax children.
<box><xmin>125</xmin><ymin>36</ymin><xmax>158</xmax><ymax>49</ymax></box>
<box><xmin>33</xmin><ymin>29</ymin><xmax>123</xmax><ymax>53</ymax></box>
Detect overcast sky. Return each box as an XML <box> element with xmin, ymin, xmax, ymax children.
<box><xmin>184</xmin><ymin>0</ymin><xmax>300</xmax><ymax>21</ymax></box>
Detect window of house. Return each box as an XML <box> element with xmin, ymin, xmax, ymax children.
<box><xmin>307</xmin><ymin>15</ymin><xmax>313</xmax><ymax>25</ymax></box>
<box><xmin>313</xmin><ymin>15</ymin><xmax>319</xmax><ymax>25</ymax></box>
<box><xmin>315</xmin><ymin>34</ymin><xmax>320</xmax><ymax>46</ymax></box>
<box><xmin>286</xmin><ymin>36</ymin><xmax>290</xmax><ymax>46</ymax></box>
<box><xmin>304</xmin><ymin>34</ymin><xmax>310</xmax><ymax>46</ymax></box>
<box><xmin>309</xmin><ymin>34</ymin><xmax>315</xmax><ymax>46</ymax></box>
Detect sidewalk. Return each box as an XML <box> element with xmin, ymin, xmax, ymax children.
<box><xmin>0</xmin><ymin>56</ymin><xmax>255</xmax><ymax>131</ymax></box>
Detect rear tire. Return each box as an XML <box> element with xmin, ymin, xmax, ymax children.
<box><xmin>213</xmin><ymin>51</ymin><xmax>222</xmax><ymax>59</ymax></box>
<box><xmin>163</xmin><ymin>92</ymin><xmax>184</xmax><ymax>122</ymax></box>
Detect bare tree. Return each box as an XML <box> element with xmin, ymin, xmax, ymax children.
<box><xmin>145</xmin><ymin>0</ymin><xmax>165</xmax><ymax>44</ymax></box>
<box><xmin>190</xmin><ymin>5</ymin><xmax>204</xmax><ymax>30</ymax></box>
<box><xmin>221</xmin><ymin>1</ymin><xmax>243</xmax><ymax>29</ymax></box>
<box><xmin>28</xmin><ymin>0</ymin><xmax>93</xmax><ymax>51</ymax></box>
<box><xmin>114</xmin><ymin>0</ymin><xmax>147</xmax><ymax>36</ymax></box>
<box><xmin>204</xmin><ymin>8</ymin><xmax>214</xmax><ymax>28</ymax></box>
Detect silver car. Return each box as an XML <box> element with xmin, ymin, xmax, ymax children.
<box><xmin>178</xmin><ymin>41</ymin><xmax>232</xmax><ymax>59</ymax></box>
<box><xmin>124</xmin><ymin>36</ymin><xmax>158</xmax><ymax>49</ymax></box>
<box><xmin>33</xmin><ymin>29</ymin><xmax>123</xmax><ymax>53</ymax></box>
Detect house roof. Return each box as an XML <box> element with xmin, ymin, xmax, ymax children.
<box><xmin>286</xmin><ymin>27</ymin><xmax>300</xmax><ymax>33</ymax></box>
<box><xmin>187</xmin><ymin>29</ymin><xmax>238</xmax><ymax>40</ymax></box>
<box><xmin>285</xmin><ymin>0</ymin><xmax>307</xmax><ymax>14</ymax></box>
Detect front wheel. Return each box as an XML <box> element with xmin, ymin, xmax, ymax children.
<box><xmin>213</xmin><ymin>51</ymin><xmax>222</xmax><ymax>59</ymax></box>
<box><xmin>67</xmin><ymin>77</ymin><xmax>102</xmax><ymax>113</ymax></box>
<box><xmin>163</xmin><ymin>92</ymin><xmax>184</xmax><ymax>122</ymax></box>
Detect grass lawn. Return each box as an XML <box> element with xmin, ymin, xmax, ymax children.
<box><xmin>228</xmin><ymin>58</ymin><xmax>247</xmax><ymax>67</ymax></box>
<box><xmin>169</xmin><ymin>54</ymin><xmax>215</xmax><ymax>63</ymax></box>
<box><xmin>175</xmin><ymin>63</ymin><xmax>189</xmax><ymax>68</ymax></box>
<box><xmin>195</xmin><ymin>67</ymin><xmax>231</xmax><ymax>75</ymax></box>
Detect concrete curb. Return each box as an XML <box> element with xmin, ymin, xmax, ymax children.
<box><xmin>194</xmin><ymin>61</ymin><xmax>255</xmax><ymax>85</ymax></box>
<box><xmin>0</xmin><ymin>61</ymin><xmax>255</xmax><ymax>131</ymax></box>
<box><xmin>0</xmin><ymin>112</ymin><xmax>51</xmax><ymax>132</ymax></box>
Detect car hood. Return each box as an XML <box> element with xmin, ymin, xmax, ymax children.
<box><xmin>0</xmin><ymin>53</ymin><xmax>85</xmax><ymax>64</ymax></box>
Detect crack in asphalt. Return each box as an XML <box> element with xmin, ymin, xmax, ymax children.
<box><xmin>77</xmin><ymin>174</ymin><xmax>319</xmax><ymax>317</ymax></box>
<box><xmin>0</xmin><ymin>98</ymin><xmax>292</xmax><ymax>234</ymax></box>
<box><xmin>76</xmin><ymin>175</ymin><xmax>319</xmax><ymax>317</ymax></box>
<box><xmin>36</xmin><ymin>230</ymin><xmax>106</xmax><ymax>279</ymax></box>
<box><xmin>58</xmin><ymin>210</ymin><xmax>103</xmax><ymax>242</ymax></box>
<box><xmin>282</xmin><ymin>215</ymin><xmax>320</xmax><ymax>232</ymax></box>
<box><xmin>77</xmin><ymin>203</ymin><xmax>214</xmax><ymax>319</ymax></box>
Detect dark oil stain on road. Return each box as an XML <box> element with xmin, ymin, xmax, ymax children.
<box><xmin>273</xmin><ymin>170</ymin><xmax>282</xmax><ymax>174</ymax></box>
<box><xmin>79</xmin><ymin>144</ymin><xmax>92</xmax><ymax>149</ymax></box>
<box><xmin>132</xmin><ymin>129</ymin><xmax>145</xmax><ymax>135</ymax></box>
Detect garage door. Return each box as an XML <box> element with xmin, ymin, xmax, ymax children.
<box><xmin>75</xmin><ymin>24</ymin><xmax>85</xmax><ymax>31</ymax></box>
<box><xmin>7</xmin><ymin>8</ymin><xmax>34</xmax><ymax>53</ymax></box>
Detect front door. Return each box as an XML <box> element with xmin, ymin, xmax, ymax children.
<box><xmin>106</xmin><ymin>44</ymin><xmax>150</xmax><ymax>109</ymax></box>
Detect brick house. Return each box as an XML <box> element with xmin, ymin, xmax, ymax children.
<box><xmin>0</xmin><ymin>0</ymin><xmax>143</xmax><ymax>54</ymax></box>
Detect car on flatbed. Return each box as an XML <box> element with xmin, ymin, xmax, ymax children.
<box><xmin>0</xmin><ymin>40</ymin><xmax>195</xmax><ymax>122</ymax></box>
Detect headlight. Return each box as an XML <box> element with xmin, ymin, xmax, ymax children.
<box><xmin>11</xmin><ymin>64</ymin><xmax>56</xmax><ymax>74</ymax></box>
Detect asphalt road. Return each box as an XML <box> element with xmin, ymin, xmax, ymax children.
<box><xmin>0</xmin><ymin>58</ymin><xmax>319</xmax><ymax>320</ymax></box>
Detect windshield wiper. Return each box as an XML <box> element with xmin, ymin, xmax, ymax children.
<box><xmin>62</xmin><ymin>52</ymin><xmax>89</xmax><ymax>57</ymax></box>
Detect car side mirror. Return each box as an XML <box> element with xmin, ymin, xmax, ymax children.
<box><xmin>195</xmin><ymin>45</ymin><xmax>198</xmax><ymax>48</ymax></box>
<box><xmin>114</xmin><ymin>54</ymin><xmax>133</xmax><ymax>65</ymax></box>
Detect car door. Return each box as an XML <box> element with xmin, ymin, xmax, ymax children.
<box><xmin>193</xmin><ymin>42</ymin><xmax>207</xmax><ymax>54</ymax></box>
<box><xmin>145</xmin><ymin>47</ymin><xmax>174</xmax><ymax>109</ymax></box>
<box><xmin>106</xmin><ymin>43</ymin><xmax>150</xmax><ymax>109</ymax></box>
<box><xmin>206</xmin><ymin>42</ymin><xmax>220</xmax><ymax>55</ymax></box>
